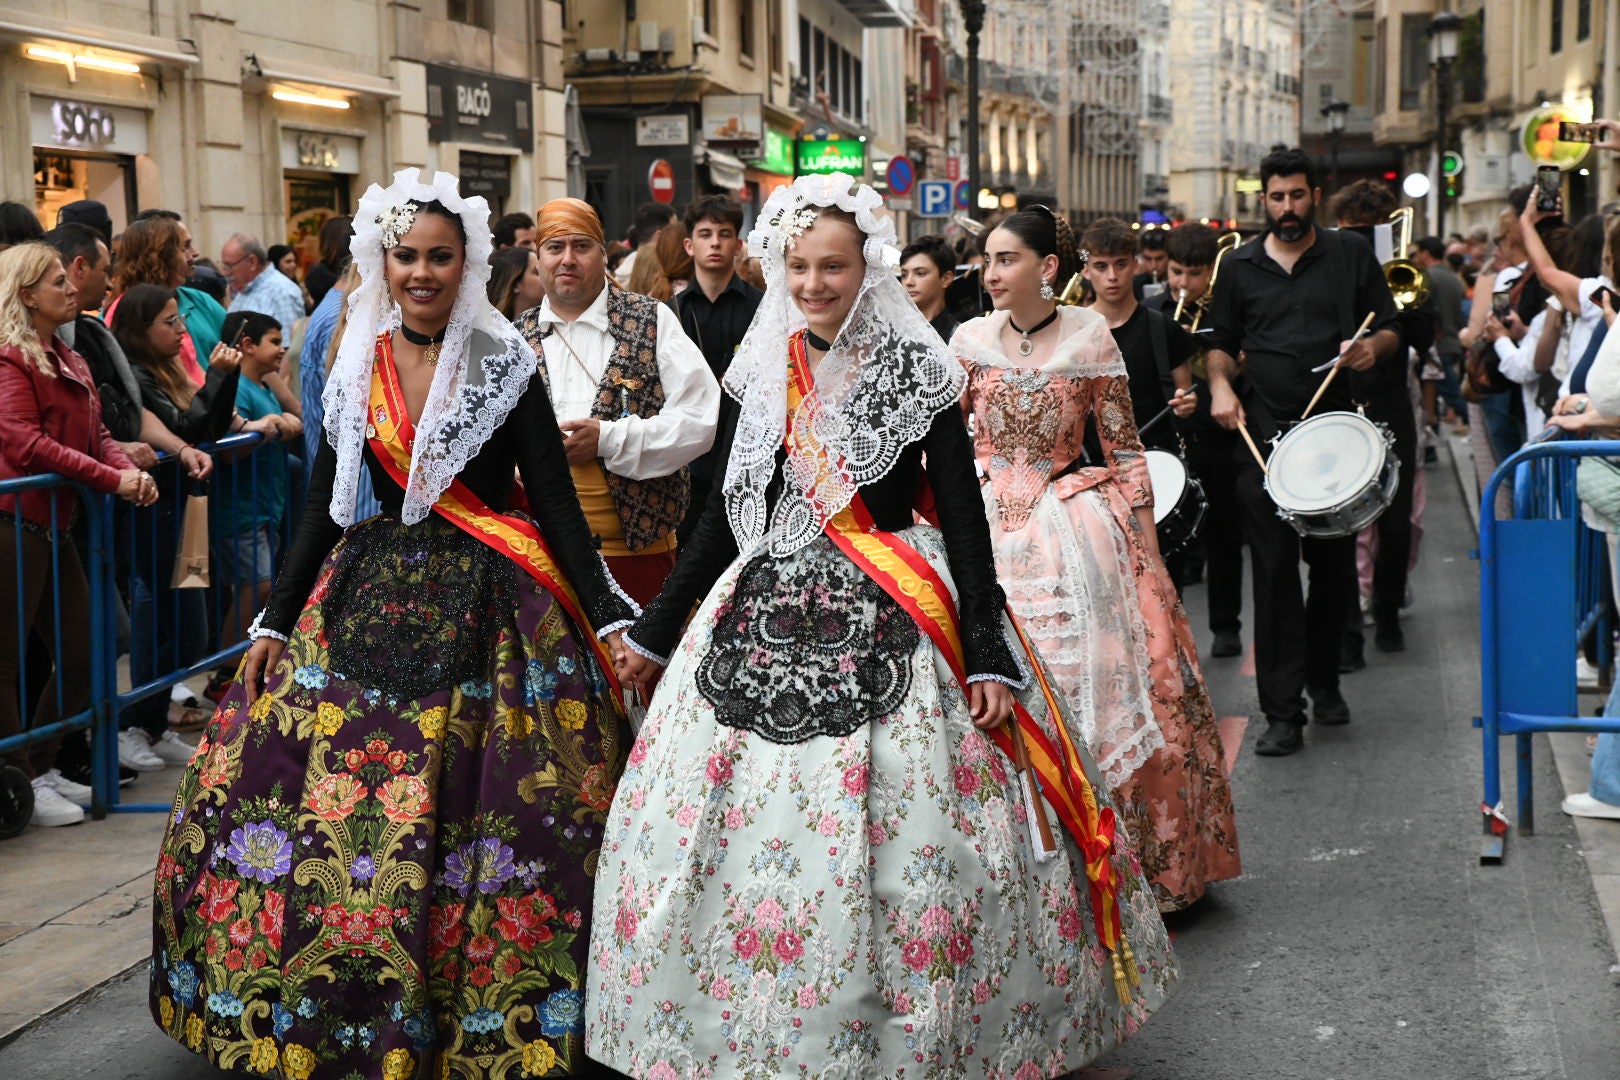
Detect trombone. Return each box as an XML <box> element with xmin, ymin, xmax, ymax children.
<box><xmin>1384</xmin><ymin>206</ymin><xmax>1430</xmax><ymax>310</ymax></box>
<box><xmin>1189</xmin><ymin>231</ymin><xmax>1242</xmax><ymax>378</ymax></box>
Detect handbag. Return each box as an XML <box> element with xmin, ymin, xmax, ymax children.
<box><xmin>171</xmin><ymin>484</ymin><xmax>211</xmax><ymax>589</ymax></box>
<box><xmin>1577</xmin><ymin>455</ymin><xmax>1620</xmax><ymax>530</ymax></box>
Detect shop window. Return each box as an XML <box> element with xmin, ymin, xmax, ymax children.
<box><xmin>447</xmin><ymin>0</ymin><xmax>491</xmax><ymax>30</ymax></box>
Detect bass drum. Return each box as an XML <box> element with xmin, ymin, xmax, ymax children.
<box><xmin>1146</xmin><ymin>449</ymin><xmax>1208</xmax><ymax>558</ymax></box>
<box><xmin>1264</xmin><ymin>411</ymin><xmax>1399</xmax><ymax>538</ymax></box>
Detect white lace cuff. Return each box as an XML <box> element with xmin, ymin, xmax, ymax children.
<box><xmin>622</xmin><ymin>634</ymin><xmax>669</xmax><ymax>667</ymax></box>
<box><xmin>246</xmin><ymin>610</ymin><xmax>289</xmax><ymax>644</ymax></box>
<box><xmin>599</xmin><ymin>553</ymin><xmax>643</xmax><ymax>616</ymax></box>
<box><xmin>966</xmin><ymin>671</ymin><xmax>1030</xmax><ymax>690</ymax></box>
<box><xmin>596</xmin><ymin>619</ymin><xmax>634</xmax><ymax>640</ymax></box>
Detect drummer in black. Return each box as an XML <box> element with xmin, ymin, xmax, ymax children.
<box><xmin>1080</xmin><ymin>218</ymin><xmax>1199</xmax><ymax>579</ymax></box>
<box><xmin>1147</xmin><ymin>223</ymin><xmax>1248</xmax><ymax>658</ymax></box>
<box><xmin>1204</xmin><ymin>149</ymin><xmax>1401</xmax><ymax>756</ymax></box>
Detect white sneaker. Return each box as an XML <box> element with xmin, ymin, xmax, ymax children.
<box><xmin>170</xmin><ymin>683</ymin><xmax>201</xmax><ymax>708</ymax></box>
<box><xmin>150</xmin><ymin>730</ymin><xmax>196</xmax><ymax>765</ymax></box>
<box><xmin>118</xmin><ymin>729</ymin><xmax>166</xmax><ymax>771</ymax></box>
<box><xmin>30</xmin><ymin>777</ymin><xmax>85</xmax><ymax>827</ymax></box>
<box><xmin>38</xmin><ymin>768</ymin><xmax>92</xmax><ymax>803</ymax></box>
<box><xmin>1563</xmin><ymin>791</ymin><xmax>1620</xmax><ymax>819</ymax></box>
<box><xmin>1577</xmin><ymin>656</ymin><xmax>1603</xmax><ymax>692</ymax></box>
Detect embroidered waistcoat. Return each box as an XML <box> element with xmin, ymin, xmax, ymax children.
<box><xmin>517</xmin><ymin>280</ymin><xmax>691</xmax><ymax>552</ymax></box>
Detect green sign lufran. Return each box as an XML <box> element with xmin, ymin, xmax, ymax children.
<box><xmin>763</xmin><ymin>129</ymin><xmax>795</xmax><ymax>175</ymax></box>
<box><xmin>796</xmin><ymin>138</ymin><xmax>865</xmax><ymax>176</ymax></box>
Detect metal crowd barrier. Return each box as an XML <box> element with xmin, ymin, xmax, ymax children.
<box><xmin>1476</xmin><ymin>432</ymin><xmax>1620</xmax><ymax>863</ymax></box>
<box><xmin>0</xmin><ymin>432</ymin><xmax>287</xmax><ymax>829</ymax></box>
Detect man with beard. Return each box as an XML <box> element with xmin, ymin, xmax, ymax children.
<box><xmin>1203</xmin><ymin>149</ymin><xmax>1401</xmax><ymax>756</ymax></box>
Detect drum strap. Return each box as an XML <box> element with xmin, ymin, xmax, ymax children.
<box><xmin>1146</xmin><ymin>306</ymin><xmax>1173</xmax><ymax>389</ymax></box>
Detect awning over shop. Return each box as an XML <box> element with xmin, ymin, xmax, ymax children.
<box><xmin>699</xmin><ymin>146</ymin><xmax>748</xmax><ymax>191</ymax></box>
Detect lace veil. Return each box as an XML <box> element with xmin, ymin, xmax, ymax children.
<box><xmin>722</xmin><ymin>173</ymin><xmax>965</xmax><ymax>556</ymax></box>
<box><xmin>323</xmin><ymin>168</ymin><xmax>535</xmax><ymax>525</ymax></box>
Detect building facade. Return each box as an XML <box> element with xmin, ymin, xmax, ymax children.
<box><xmin>1168</xmin><ymin>0</ymin><xmax>1303</xmax><ymax>227</ymax></box>
<box><xmin>6</xmin><ymin>1</ymin><xmax>569</xmax><ymax>270</ymax></box>
<box><xmin>1368</xmin><ymin>0</ymin><xmax>1617</xmax><ymax>239</ymax></box>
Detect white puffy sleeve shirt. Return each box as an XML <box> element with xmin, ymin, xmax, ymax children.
<box><xmin>531</xmin><ymin>286</ymin><xmax>720</xmax><ymax>480</ymax></box>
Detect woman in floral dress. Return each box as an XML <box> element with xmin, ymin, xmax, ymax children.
<box><xmin>952</xmin><ymin>206</ymin><xmax>1240</xmax><ymax>912</ymax></box>
<box><xmin>149</xmin><ymin>170</ymin><xmax>636</xmax><ymax>1080</ymax></box>
<box><xmin>589</xmin><ymin>174</ymin><xmax>1175</xmax><ymax>1079</ymax></box>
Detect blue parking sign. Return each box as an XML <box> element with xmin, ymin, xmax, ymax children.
<box><xmin>917</xmin><ymin>180</ymin><xmax>953</xmax><ymax>218</ymax></box>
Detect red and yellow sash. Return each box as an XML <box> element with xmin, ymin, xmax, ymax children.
<box><xmin>786</xmin><ymin>334</ymin><xmax>1135</xmax><ymax>983</ymax></box>
<box><xmin>366</xmin><ymin>336</ymin><xmax>624</xmax><ymax>712</ymax></box>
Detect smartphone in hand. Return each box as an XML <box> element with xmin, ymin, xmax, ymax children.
<box><xmin>1536</xmin><ymin>165</ymin><xmax>1562</xmax><ymax>213</ymax></box>
<box><xmin>1591</xmin><ymin>285</ymin><xmax>1620</xmax><ymax>311</ymax></box>
<box><xmin>1491</xmin><ymin>289</ymin><xmax>1513</xmax><ymax>321</ymax></box>
<box><xmin>1560</xmin><ymin>121</ymin><xmax>1602</xmax><ymax>143</ymax></box>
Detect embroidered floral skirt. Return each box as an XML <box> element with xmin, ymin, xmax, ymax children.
<box><xmin>587</xmin><ymin>527</ymin><xmax>1176</xmax><ymax>1079</ymax></box>
<box><xmin>987</xmin><ymin>482</ymin><xmax>1242</xmax><ymax>913</ymax></box>
<box><xmin>149</xmin><ymin>515</ymin><xmax>629</xmax><ymax>1080</ymax></box>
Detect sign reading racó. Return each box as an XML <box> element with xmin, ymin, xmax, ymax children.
<box><xmin>796</xmin><ymin>138</ymin><xmax>865</xmax><ymax>176</ymax></box>
<box><xmin>424</xmin><ymin>63</ymin><xmax>533</xmax><ymax>147</ymax></box>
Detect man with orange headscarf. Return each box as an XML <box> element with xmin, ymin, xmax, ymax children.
<box><xmin>514</xmin><ymin>198</ymin><xmax>719</xmax><ymax>606</ymax></box>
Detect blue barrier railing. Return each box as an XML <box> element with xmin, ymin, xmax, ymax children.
<box><xmin>1477</xmin><ymin>431</ymin><xmax>1620</xmax><ymax>863</ymax></box>
<box><xmin>0</xmin><ymin>432</ymin><xmax>285</xmax><ymax>827</ymax></box>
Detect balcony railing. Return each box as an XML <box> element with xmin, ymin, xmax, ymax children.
<box><xmin>1146</xmin><ymin>94</ymin><xmax>1173</xmax><ymax>124</ymax></box>
<box><xmin>1143</xmin><ymin>172</ymin><xmax>1170</xmax><ymax>198</ymax></box>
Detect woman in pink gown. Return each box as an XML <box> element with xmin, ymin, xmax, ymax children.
<box><xmin>952</xmin><ymin>206</ymin><xmax>1241</xmax><ymax>911</ymax></box>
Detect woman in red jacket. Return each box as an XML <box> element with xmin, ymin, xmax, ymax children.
<box><xmin>0</xmin><ymin>243</ymin><xmax>157</xmax><ymax>829</ymax></box>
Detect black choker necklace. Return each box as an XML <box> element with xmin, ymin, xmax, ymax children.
<box><xmin>1007</xmin><ymin>308</ymin><xmax>1059</xmax><ymax>356</ymax></box>
<box><xmin>400</xmin><ymin>323</ymin><xmax>448</xmax><ymax>366</ymax></box>
<box><xmin>805</xmin><ymin>329</ymin><xmax>834</xmax><ymax>352</ymax></box>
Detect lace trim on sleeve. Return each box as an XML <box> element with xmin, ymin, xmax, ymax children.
<box><xmin>246</xmin><ymin>609</ymin><xmax>289</xmax><ymax>644</ymax></box>
<box><xmin>622</xmin><ymin>634</ymin><xmax>669</xmax><ymax>667</ymax></box>
<box><xmin>598</xmin><ymin>553</ymin><xmax>643</xmax><ymax>617</ymax></box>
<box><xmin>597</xmin><ymin>619</ymin><xmax>634</xmax><ymax>639</ymax></box>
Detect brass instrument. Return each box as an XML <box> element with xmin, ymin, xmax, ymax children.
<box><xmin>1057</xmin><ymin>272</ymin><xmax>1085</xmax><ymax>306</ymax></box>
<box><xmin>1190</xmin><ymin>231</ymin><xmax>1243</xmax><ymax>378</ymax></box>
<box><xmin>1384</xmin><ymin>206</ymin><xmax>1430</xmax><ymax>310</ymax></box>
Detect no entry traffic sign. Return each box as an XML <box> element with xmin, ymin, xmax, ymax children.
<box><xmin>648</xmin><ymin>159</ymin><xmax>676</xmax><ymax>204</ymax></box>
<box><xmin>886</xmin><ymin>156</ymin><xmax>916</xmax><ymax>197</ymax></box>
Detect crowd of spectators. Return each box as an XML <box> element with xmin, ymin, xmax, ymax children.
<box><xmin>0</xmin><ymin>198</ymin><xmax>339</xmax><ymax>828</ymax></box>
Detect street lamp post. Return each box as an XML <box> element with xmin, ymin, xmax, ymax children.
<box><xmin>1428</xmin><ymin>11</ymin><xmax>1462</xmax><ymax>238</ymax></box>
<box><xmin>960</xmin><ymin>0</ymin><xmax>985</xmax><ymax>217</ymax></box>
<box><xmin>1321</xmin><ymin>100</ymin><xmax>1349</xmax><ymax>192</ymax></box>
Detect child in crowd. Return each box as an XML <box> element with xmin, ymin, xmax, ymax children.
<box><xmin>211</xmin><ymin>311</ymin><xmax>302</xmax><ymax>659</ymax></box>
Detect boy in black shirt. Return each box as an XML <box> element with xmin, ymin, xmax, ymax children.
<box><xmin>899</xmin><ymin>235</ymin><xmax>960</xmax><ymax>342</ymax></box>
<box><xmin>1146</xmin><ymin>223</ymin><xmax>1246</xmax><ymax>657</ymax></box>
<box><xmin>672</xmin><ymin>195</ymin><xmax>763</xmax><ymax>542</ymax></box>
<box><xmin>1081</xmin><ymin>218</ymin><xmax>1199</xmax><ymax>589</ymax></box>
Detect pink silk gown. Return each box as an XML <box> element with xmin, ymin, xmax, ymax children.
<box><xmin>954</xmin><ymin>307</ymin><xmax>1241</xmax><ymax>911</ymax></box>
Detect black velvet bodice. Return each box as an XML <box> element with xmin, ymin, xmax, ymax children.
<box><xmin>631</xmin><ymin>403</ymin><xmax>1022</xmax><ymax>683</ymax></box>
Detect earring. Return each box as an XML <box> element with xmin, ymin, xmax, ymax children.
<box><xmin>1040</xmin><ymin>280</ymin><xmax>1055</xmax><ymax>302</ymax></box>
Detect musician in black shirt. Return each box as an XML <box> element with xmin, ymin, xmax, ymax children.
<box><xmin>900</xmin><ymin>235</ymin><xmax>961</xmax><ymax>343</ymax></box>
<box><xmin>672</xmin><ymin>195</ymin><xmax>763</xmax><ymax>543</ymax></box>
<box><xmin>1146</xmin><ymin>223</ymin><xmax>1246</xmax><ymax>657</ymax></box>
<box><xmin>1204</xmin><ymin>149</ymin><xmax>1400</xmax><ymax>756</ymax></box>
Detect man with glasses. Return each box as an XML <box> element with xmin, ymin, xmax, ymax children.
<box><xmin>221</xmin><ymin>233</ymin><xmax>305</xmax><ymax>332</ymax></box>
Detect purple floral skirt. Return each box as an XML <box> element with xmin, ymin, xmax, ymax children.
<box><xmin>149</xmin><ymin>516</ymin><xmax>628</xmax><ymax>1079</ymax></box>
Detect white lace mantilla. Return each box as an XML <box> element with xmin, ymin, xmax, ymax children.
<box><xmin>722</xmin><ymin>173</ymin><xmax>966</xmax><ymax>557</ymax></box>
<box><xmin>323</xmin><ymin>168</ymin><xmax>536</xmax><ymax>526</ymax></box>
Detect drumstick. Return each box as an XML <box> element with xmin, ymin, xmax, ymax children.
<box><xmin>1008</xmin><ymin>720</ymin><xmax>1059</xmax><ymax>863</ymax></box>
<box><xmin>1236</xmin><ymin>420</ymin><xmax>1268</xmax><ymax>475</ymax></box>
<box><xmin>1137</xmin><ymin>401</ymin><xmax>1175</xmax><ymax>438</ymax></box>
<box><xmin>1302</xmin><ymin>312</ymin><xmax>1378</xmax><ymax>419</ymax></box>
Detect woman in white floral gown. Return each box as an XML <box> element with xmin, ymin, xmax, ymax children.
<box><xmin>588</xmin><ymin>174</ymin><xmax>1176</xmax><ymax>1079</ymax></box>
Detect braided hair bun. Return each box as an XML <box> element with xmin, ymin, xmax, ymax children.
<box><xmin>993</xmin><ymin>205</ymin><xmax>1081</xmax><ymax>291</ymax></box>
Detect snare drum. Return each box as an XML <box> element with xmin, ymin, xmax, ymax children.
<box><xmin>1263</xmin><ymin>411</ymin><xmax>1398</xmax><ymax>538</ymax></box>
<box><xmin>1146</xmin><ymin>449</ymin><xmax>1208</xmax><ymax>557</ymax></box>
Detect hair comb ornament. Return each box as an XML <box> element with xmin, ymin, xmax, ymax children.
<box><xmin>375</xmin><ymin>204</ymin><xmax>417</xmax><ymax>249</ymax></box>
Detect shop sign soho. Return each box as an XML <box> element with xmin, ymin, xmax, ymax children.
<box><xmin>52</xmin><ymin>100</ymin><xmax>116</xmax><ymax>147</ymax></box>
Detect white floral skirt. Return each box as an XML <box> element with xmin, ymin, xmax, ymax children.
<box><xmin>586</xmin><ymin>525</ymin><xmax>1176</xmax><ymax>1079</ymax></box>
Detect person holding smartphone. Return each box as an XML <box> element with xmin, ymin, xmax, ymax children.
<box><xmin>1517</xmin><ymin>190</ymin><xmax>1620</xmax><ymax>409</ymax></box>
